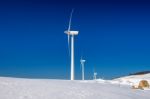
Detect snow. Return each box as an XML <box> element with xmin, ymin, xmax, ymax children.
<box><xmin>113</xmin><ymin>73</ymin><xmax>150</xmax><ymax>86</ymax></box>
<box><xmin>0</xmin><ymin>76</ymin><xmax>150</xmax><ymax>99</ymax></box>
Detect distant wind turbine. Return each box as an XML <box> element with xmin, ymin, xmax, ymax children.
<box><xmin>93</xmin><ymin>70</ymin><xmax>97</xmax><ymax>80</ymax></box>
<box><xmin>64</xmin><ymin>9</ymin><xmax>79</xmax><ymax>80</ymax></box>
<box><xmin>80</xmin><ymin>57</ymin><xmax>86</xmax><ymax>80</ymax></box>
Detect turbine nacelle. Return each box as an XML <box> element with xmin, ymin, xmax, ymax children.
<box><xmin>94</xmin><ymin>72</ymin><xmax>97</xmax><ymax>76</ymax></box>
<box><xmin>64</xmin><ymin>30</ymin><xmax>79</xmax><ymax>35</ymax></box>
<box><xmin>80</xmin><ymin>59</ymin><xmax>86</xmax><ymax>63</ymax></box>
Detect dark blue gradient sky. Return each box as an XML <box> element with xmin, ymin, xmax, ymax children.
<box><xmin>0</xmin><ymin>0</ymin><xmax>150</xmax><ymax>79</ymax></box>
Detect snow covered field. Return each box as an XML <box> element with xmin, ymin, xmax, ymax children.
<box><xmin>0</xmin><ymin>76</ymin><xmax>150</xmax><ymax>99</ymax></box>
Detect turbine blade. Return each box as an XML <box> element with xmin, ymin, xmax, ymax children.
<box><xmin>68</xmin><ymin>34</ymin><xmax>70</xmax><ymax>55</ymax></box>
<box><xmin>67</xmin><ymin>9</ymin><xmax>74</xmax><ymax>55</ymax></box>
<box><xmin>68</xmin><ymin>9</ymin><xmax>74</xmax><ymax>32</ymax></box>
<box><xmin>80</xmin><ymin>63</ymin><xmax>82</xmax><ymax>70</ymax></box>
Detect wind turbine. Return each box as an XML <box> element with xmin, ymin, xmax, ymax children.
<box><xmin>64</xmin><ymin>9</ymin><xmax>79</xmax><ymax>80</ymax></box>
<box><xmin>93</xmin><ymin>71</ymin><xmax>97</xmax><ymax>80</ymax></box>
<box><xmin>80</xmin><ymin>57</ymin><xmax>86</xmax><ymax>80</ymax></box>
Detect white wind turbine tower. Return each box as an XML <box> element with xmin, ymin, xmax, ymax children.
<box><xmin>64</xmin><ymin>9</ymin><xmax>79</xmax><ymax>80</ymax></box>
<box><xmin>80</xmin><ymin>57</ymin><xmax>86</xmax><ymax>80</ymax></box>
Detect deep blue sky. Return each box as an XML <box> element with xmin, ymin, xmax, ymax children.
<box><xmin>0</xmin><ymin>0</ymin><xmax>150</xmax><ymax>79</ymax></box>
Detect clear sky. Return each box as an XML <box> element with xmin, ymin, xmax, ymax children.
<box><xmin>0</xmin><ymin>0</ymin><xmax>150</xmax><ymax>79</ymax></box>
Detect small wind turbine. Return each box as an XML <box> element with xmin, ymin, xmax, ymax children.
<box><xmin>80</xmin><ymin>57</ymin><xmax>86</xmax><ymax>80</ymax></box>
<box><xmin>93</xmin><ymin>71</ymin><xmax>97</xmax><ymax>80</ymax></box>
<box><xmin>64</xmin><ymin>9</ymin><xmax>79</xmax><ymax>80</ymax></box>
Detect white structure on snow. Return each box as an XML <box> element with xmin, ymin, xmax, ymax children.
<box><xmin>93</xmin><ymin>72</ymin><xmax>97</xmax><ymax>80</ymax></box>
<box><xmin>80</xmin><ymin>57</ymin><xmax>86</xmax><ymax>80</ymax></box>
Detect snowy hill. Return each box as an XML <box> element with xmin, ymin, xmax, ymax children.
<box><xmin>129</xmin><ymin>71</ymin><xmax>150</xmax><ymax>75</ymax></box>
<box><xmin>0</xmin><ymin>77</ymin><xmax>150</xmax><ymax>99</ymax></box>
<box><xmin>113</xmin><ymin>73</ymin><xmax>150</xmax><ymax>86</ymax></box>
